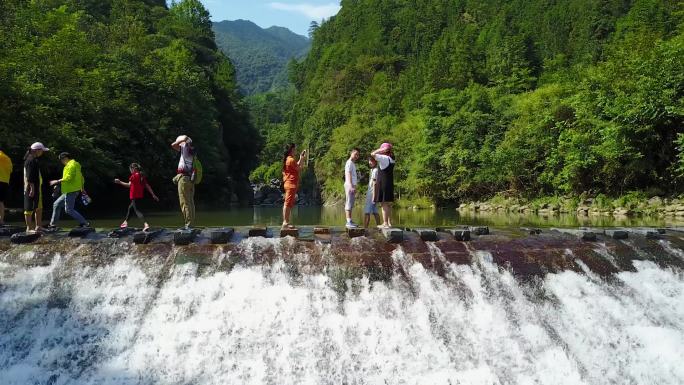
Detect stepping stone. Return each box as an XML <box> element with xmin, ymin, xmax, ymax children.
<box><xmin>173</xmin><ymin>229</ymin><xmax>200</xmax><ymax>246</ymax></box>
<box><xmin>451</xmin><ymin>229</ymin><xmax>471</xmax><ymax>241</ymax></box>
<box><xmin>69</xmin><ymin>227</ymin><xmax>95</xmax><ymax>238</ymax></box>
<box><xmin>280</xmin><ymin>228</ymin><xmax>299</xmax><ymax>238</ymax></box>
<box><xmin>210</xmin><ymin>228</ymin><xmax>234</xmax><ymax>244</ymax></box>
<box><xmin>314</xmin><ymin>233</ymin><xmax>332</xmax><ymax>244</ymax></box>
<box><xmin>10</xmin><ymin>231</ymin><xmax>41</xmax><ymax>244</ymax></box>
<box><xmin>248</xmin><ymin>226</ymin><xmax>268</xmax><ymax>237</ymax></box>
<box><xmin>580</xmin><ymin>232</ymin><xmax>597</xmax><ymax>242</ymax></box>
<box><xmin>645</xmin><ymin>231</ymin><xmax>661</xmax><ymax>240</ymax></box>
<box><xmin>0</xmin><ymin>226</ymin><xmax>25</xmax><ymax>237</ymax></box>
<box><xmin>522</xmin><ymin>227</ymin><xmax>542</xmax><ymax>235</ymax></box>
<box><xmin>382</xmin><ymin>228</ymin><xmax>404</xmax><ymax>243</ymax></box>
<box><xmin>606</xmin><ymin>230</ymin><xmax>628</xmax><ymax>240</ymax></box>
<box><xmin>469</xmin><ymin>226</ymin><xmax>490</xmax><ymax>235</ymax></box>
<box><xmin>346</xmin><ymin>227</ymin><xmax>366</xmax><ymax>238</ymax></box>
<box><xmin>656</xmin><ymin>228</ymin><xmax>667</xmax><ymax>234</ymax></box>
<box><xmin>314</xmin><ymin>227</ymin><xmax>331</xmax><ymax>235</ymax></box>
<box><xmin>133</xmin><ymin>228</ymin><xmax>164</xmax><ymax>245</ymax></box>
<box><xmin>412</xmin><ymin>228</ymin><xmax>438</xmax><ymax>242</ymax></box>
<box><xmin>108</xmin><ymin>227</ymin><xmax>139</xmax><ymax>238</ymax></box>
<box><xmin>42</xmin><ymin>227</ymin><xmax>61</xmax><ymax>234</ymax></box>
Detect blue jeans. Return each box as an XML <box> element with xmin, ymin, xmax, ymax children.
<box><xmin>50</xmin><ymin>192</ymin><xmax>87</xmax><ymax>226</ymax></box>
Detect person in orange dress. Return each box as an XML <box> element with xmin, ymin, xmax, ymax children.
<box><xmin>281</xmin><ymin>143</ymin><xmax>307</xmax><ymax>229</ymax></box>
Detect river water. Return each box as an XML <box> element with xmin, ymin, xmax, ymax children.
<box><xmin>10</xmin><ymin>205</ymin><xmax>680</xmax><ymax>229</ymax></box>
<box><xmin>1</xmin><ymin>235</ymin><xmax>683</xmax><ymax>384</ymax></box>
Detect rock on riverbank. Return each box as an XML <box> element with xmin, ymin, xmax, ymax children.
<box><xmin>252</xmin><ymin>181</ymin><xmax>321</xmax><ymax>206</ymax></box>
<box><xmin>458</xmin><ymin>195</ymin><xmax>684</xmax><ymax>218</ymax></box>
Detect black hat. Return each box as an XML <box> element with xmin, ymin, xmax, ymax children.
<box><xmin>58</xmin><ymin>152</ymin><xmax>71</xmax><ymax>160</ymax></box>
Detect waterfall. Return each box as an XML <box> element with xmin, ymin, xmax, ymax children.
<box><xmin>1</xmin><ymin>238</ymin><xmax>683</xmax><ymax>385</ymax></box>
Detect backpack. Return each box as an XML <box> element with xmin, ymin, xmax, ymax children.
<box><xmin>192</xmin><ymin>157</ymin><xmax>203</xmax><ymax>184</ymax></box>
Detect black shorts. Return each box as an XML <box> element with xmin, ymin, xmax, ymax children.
<box><xmin>0</xmin><ymin>182</ymin><xmax>8</xmax><ymax>203</ymax></box>
<box><xmin>23</xmin><ymin>190</ymin><xmax>42</xmax><ymax>213</ymax></box>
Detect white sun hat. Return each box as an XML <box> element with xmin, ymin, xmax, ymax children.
<box><xmin>30</xmin><ymin>142</ymin><xmax>50</xmax><ymax>151</ymax></box>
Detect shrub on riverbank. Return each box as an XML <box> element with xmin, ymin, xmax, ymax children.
<box><xmin>274</xmin><ymin>0</ymin><xmax>684</xmax><ymax>205</ymax></box>
<box><xmin>0</xmin><ymin>0</ymin><xmax>259</xmax><ymax>205</ymax></box>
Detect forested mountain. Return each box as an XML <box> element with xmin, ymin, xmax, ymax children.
<box><xmin>251</xmin><ymin>0</ymin><xmax>684</xmax><ymax>204</ymax></box>
<box><xmin>213</xmin><ymin>20</ymin><xmax>310</xmax><ymax>95</ymax></box>
<box><xmin>0</xmin><ymin>0</ymin><xmax>259</xmax><ymax>205</ymax></box>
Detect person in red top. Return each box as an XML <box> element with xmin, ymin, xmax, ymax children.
<box><xmin>114</xmin><ymin>163</ymin><xmax>159</xmax><ymax>231</ymax></box>
<box><xmin>281</xmin><ymin>143</ymin><xmax>307</xmax><ymax>229</ymax></box>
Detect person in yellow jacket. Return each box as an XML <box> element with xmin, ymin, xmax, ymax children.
<box><xmin>48</xmin><ymin>152</ymin><xmax>89</xmax><ymax>229</ymax></box>
<box><xmin>0</xmin><ymin>149</ymin><xmax>12</xmax><ymax>225</ymax></box>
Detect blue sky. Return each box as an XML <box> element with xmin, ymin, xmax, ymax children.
<box><xmin>201</xmin><ymin>0</ymin><xmax>341</xmax><ymax>36</ymax></box>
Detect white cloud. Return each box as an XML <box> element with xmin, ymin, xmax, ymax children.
<box><xmin>269</xmin><ymin>2</ymin><xmax>341</xmax><ymax>20</ymax></box>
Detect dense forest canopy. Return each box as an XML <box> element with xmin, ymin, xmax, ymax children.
<box><xmin>1</xmin><ymin>0</ymin><xmax>682</xmax><ymax>209</ymax></box>
<box><xmin>251</xmin><ymin>0</ymin><xmax>684</xmax><ymax>204</ymax></box>
<box><xmin>0</xmin><ymin>0</ymin><xmax>259</xmax><ymax>206</ymax></box>
<box><xmin>213</xmin><ymin>20</ymin><xmax>310</xmax><ymax>95</ymax></box>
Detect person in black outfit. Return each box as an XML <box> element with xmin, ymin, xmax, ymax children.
<box><xmin>371</xmin><ymin>142</ymin><xmax>396</xmax><ymax>229</ymax></box>
<box><xmin>23</xmin><ymin>142</ymin><xmax>49</xmax><ymax>232</ymax></box>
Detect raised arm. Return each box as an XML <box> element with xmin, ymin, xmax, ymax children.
<box><xmin>171</xmin><ymin>135</ymin><xmax>188</xmax><ymax>152</ymax></box>
<box><xmin>297</xmin><ymin>149</ymin><xmax>307</xmax><ymax>168</ymax></box>
<box><xmin>114</xmin><ymin>178</ymin><xmax>131</xmax><ymax>188</ymax></box>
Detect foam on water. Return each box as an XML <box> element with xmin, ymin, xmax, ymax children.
<box><xmin>0</xmin><ymin>243</ymin><xmax>683</xmax><ymax>385</ymax></box>
<box><xmin>659</xmin><ymin>239</ymin><xmax>684</xmax><ymax>261</ymax></box>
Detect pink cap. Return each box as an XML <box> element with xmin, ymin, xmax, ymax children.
<box><xmin>380</xmin><ymin>142</ymin><xmax>392</xmax><ymax>151</ymax></box>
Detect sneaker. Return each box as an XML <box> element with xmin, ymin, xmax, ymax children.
<box><xmin>46</xmin><ymin>224</ymin><xmax>59</xmax><ymax>232</ymax></box>
<box><xmin>345</xmin><ymin>222</ymin><xmax>358</xmax><ymax>229</ymax></box>
<box><xmin>120</xmin><ymin>221</ymin><xmax>128</xmax><ymax>229</ymax></box>
<box><xmin>79</xmin><ymin>222</ymin><xmax>91</xmax><ymax>228</ymax></box>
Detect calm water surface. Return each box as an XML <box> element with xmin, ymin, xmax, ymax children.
<box><xmin>10</xmin><ymin>205</ymin><xmax>681</xmax><ymax>229</ymax></box>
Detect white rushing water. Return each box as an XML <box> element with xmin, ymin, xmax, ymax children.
<box><xmin>1</xmin><ymin>241</ymin><xmax>683</xmax><ymax>385</ymax></box>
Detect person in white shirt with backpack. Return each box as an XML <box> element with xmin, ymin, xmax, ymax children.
<box><xmin>171</xmin><ymin>135</ymin><xmax>199</xmax><ymax>229</ymax></box>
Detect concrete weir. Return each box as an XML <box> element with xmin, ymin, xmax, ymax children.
<box><xmin>1</xmin><ymin>225</ymin><xmax>683</xmax><ymax>279</ymax></box>
<box><xmin>409</xmin><ymin>228</ymin><xmax>437</xmax><ymax>242</ymax></box>
<box><xmin>2</xmin><ymin>224</ymin><xmax>683</xmax><ymax>385</ymax></box>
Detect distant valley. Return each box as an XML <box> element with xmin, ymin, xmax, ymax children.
<box><xmin>213</xmin><ymin>19</ymin><xmax>310</xmax><ymax>95</ymax></box>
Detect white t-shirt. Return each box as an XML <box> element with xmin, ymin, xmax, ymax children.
<box><xmin>374</xmin><ymin>154</ymin><xmax>395</xmax><ymax>170</ymax></box>
<box><xmin>345</xmin><ymin>159</ymin><xmax>358</xmax><ymax>186</ymax></box>
<box><xmin>367</xmin><ymin>168</ymin><xmax>378</xmax><ymax>193</ymax></box>
<box><xmin>177</xmin><ymin>142</ymin><xmax>194</xmax><ymax>175</ymax></box>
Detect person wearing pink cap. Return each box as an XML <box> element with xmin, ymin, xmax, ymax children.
<box><xmin>371</xmin><ymin>142</ymin><xmax>396</xmax><ymax>228</ymax></box>
<box><xmin>23</xmin><ymin>142</ymin><xmax>49</xmax><ymax>232</ymax></box>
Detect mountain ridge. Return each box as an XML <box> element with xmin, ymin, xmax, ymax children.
<box><xmin>212</xmin><ymin>19</ymin><xmax>310</xmax><ymax>95</ymax></box>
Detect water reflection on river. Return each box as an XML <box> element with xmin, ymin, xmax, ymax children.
<box><xmin>42</xmin><ymin>205</ymin><xmax>684</xmax><ymax>229</ymax></box>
